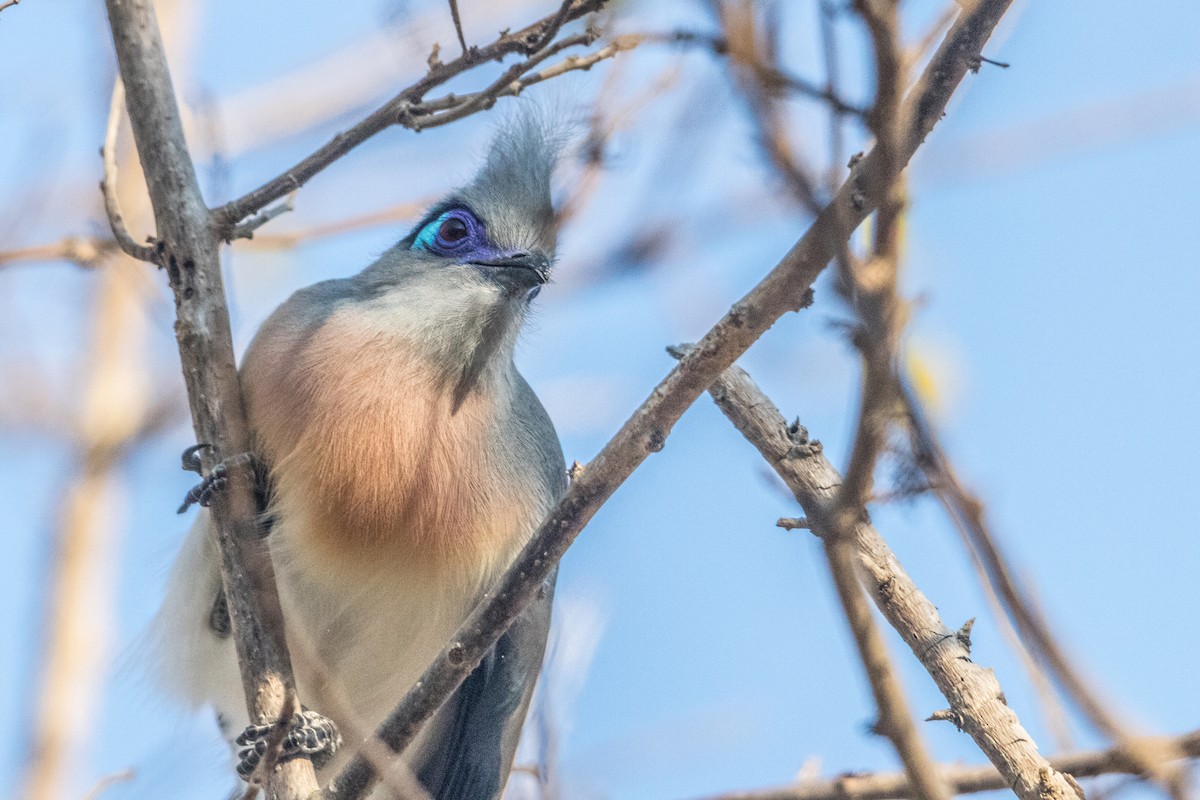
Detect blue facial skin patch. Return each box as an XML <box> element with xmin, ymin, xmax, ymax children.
<box><xmin>413</xmin><ymin>211</ymin><xmax>453</xmax><ymax>253</ymax></box>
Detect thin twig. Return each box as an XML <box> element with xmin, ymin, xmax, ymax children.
<box><xmin>553</xmin><ymin>55</ymin><xmax>680</xmax><ymax>230</ymax></box>
<box><xmin>796</xmin><ymin>13</ymin><xmax>943</xmax><ymax>778</ymax></box>
<box><xmin>212</xmin><ymin>0</ymin><xmax>611</xmax><ymax>230</ymax></box>
<box><xmin>408</xmin><ymin>34</ymin><xmax>643</xmax><ymax>131</ymax></box>
<box><xmin>691</xmin><ymin>730</ymin><xmax>1200</xmax><ymax>800</ymax></box>
<box><xmin>447</xmin><ymin>0</ymin><xmax>468</xmax><ymax>54</ymax></box>
<box><xmin>656</xmin><ymin>29</ymin><xmax>867</xmax><ymax>119</ymax></box>
<box><xmin>323</xmin><ymin>5</ymin><xmax>1017</xmax><ymax>797</ymax></box>
<box><xmin>716</xmin><ymin>3</ymin><xmax>825</xmax><ymax>215</ymax></box>
<box><xmin>0</xmin><ymin>237</ymin><xmax>117</xmax><ymax>269</ymax></box>
<box><xmin>101</xmin><ymin>78</ymin><xmax>156</xmax><ymax>262</ymax></box>
<box><xmin>399</xmin><ymin>30</ymin><xmax>605</xmax><ymax>130</ymax></box>
<box><xmin>287</xmin><ymin>628</ymin><xmax>434</xmax><ymax>800</ymax></box>
<box><xmin>682</xmin><ymin>355</ymin><xmax>1083</xmax><ymax>800</ymax></box>
<box><xmin>901</xmin><ymin>378</ymin><xmax>1194</xmax><ymax>800</ymax></box>
<box><xmin>533</xmin><ymin>0</ymin><xmax>578</xmax><ymax>53</ymax></box>
<box><xmin>836</xmin><ymin>0</ymin><xmax>907</xmax><ymax>513</ymax></box>
<box><xmin>226</xmin><ymin>195</ymin><xmax>295</xmax><ymax>242</ymax></box>
<box><xmin>81</xmin><ymin>769</ymin><xmax>136</xmax><ymax>800</ymax></box>
<box><xmin>818</xmin><ymin>0</ymin><xmax>847</xmax><ymax>196</ymax></box>
<box><xmin>811</xmin><ymin>11</ymin><xmax>924</xmax><ymax>789</ymax></box>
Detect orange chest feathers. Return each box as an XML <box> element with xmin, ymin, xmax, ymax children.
<box><xmin>242</xmin><ymin>309</ymin><xmax>539</xmax><ymax>573</ymax></box>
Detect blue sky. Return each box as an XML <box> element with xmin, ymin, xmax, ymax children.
<box><xmin>1</xmin><ymin>1</ymin><xmax>1198</xmax><ymax>798</ymax></box>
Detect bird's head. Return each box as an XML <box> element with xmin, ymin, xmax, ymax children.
<box><xmin>355</xmin><ymin>112</ymin><xmax>565</xmax><ymax>407</ymax></box>
<box><xmin>366</xmin><ymin>113</ymin><xmax>561</xmax><ymax>302</ymax></box>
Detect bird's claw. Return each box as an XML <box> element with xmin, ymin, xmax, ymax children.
<box><xmin>177</xmin><ymin>449</ymin><xmax>254</xmax><ymax>514</ymax></box>
<box><xmin>235</xmin><ymin>707</ymin><xmax>341</xmax><ymax>780</ymax></box>
<box><xmin>181</xmin><ymin>442</ymin><xmax>213</xmax><ymax>475</ymax></box>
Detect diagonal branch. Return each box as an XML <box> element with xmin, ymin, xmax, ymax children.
<box><xmin>102</xmin><ymin>1</ymin><xmax>319</xmax><ymax>798</ymax></box>
<box><xmin>689</xmin><ymin>358</ymin><xmax>1082</xmax><ymax>800</ymax></box>
<box><xmin>323</xmin><ymin>3</ymin><xmax>1017</xmax><ymax>798</ymax></box>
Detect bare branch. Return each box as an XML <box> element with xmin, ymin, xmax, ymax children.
<box><xmin>0</xmin><ymin>0</ymin><xmax>20</xmax><ymax>15</ymax></box>
<box><xmin>901</xmin><ymin>378</ymin><xmax>1195</xmax><ymax>800</ymax></box>
<box><xmin>686</xmin><ymin>357</ymin><xmax>1083</xmax><ymax>800</ymax></box>
<box><xmin>212</xmin><ymin>0</ymin><xmax>611</xmax><ymax>230</ymax></box>
<box><xmin>692</xmin><ymin>730</ymin><xmax>1200</xmax><ymax>800</ymax></box>
<box><xmin>103</xmin><ymin>0</ymin><xmax>319</xmax><ymax>797</ymax></box>
<box><xmin>101</xmin><ymin>79</ymin><xmax>156</xmax><ymax>263</ymax></box>
<box><xmin>323</xmin><ymin>4</ymin><xmax>1016</xmax><ymax>797</ymax></box>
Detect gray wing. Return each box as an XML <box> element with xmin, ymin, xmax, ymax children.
<box><xmin>415</xmin><ymin>567</ymin><xmax>556</xmax><ymax>800</ymax></box>
<box><xmin>416</xmin><ymin>370</ymin><xmax>565</xmax><ymax>800</ymax></box>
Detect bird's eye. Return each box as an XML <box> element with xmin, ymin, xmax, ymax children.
<box><xmin>411</xmin><ymin>208</ymin><xmax>483</xmax><ymax>256</ymax></box>
<box><xmin>438</xmin><ymin>216</ymin><xmax>469</xmax><ymax>244</ymax></box>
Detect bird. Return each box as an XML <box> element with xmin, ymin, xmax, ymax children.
<box><xmin>152</xmin><ymin>115</ymin><xmax>568</xmax><ymax>799</ymax></box>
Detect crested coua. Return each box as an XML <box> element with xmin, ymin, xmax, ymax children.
<box><xmin>154</xmin><ymin>117</ymin><xmax>567</xmax><ymax>799</ymax></box>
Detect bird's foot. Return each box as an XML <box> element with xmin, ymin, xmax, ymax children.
<box><xmin>177</xmin><ymin>445</ymin><xmax>255</xmax><ymax>514</ymax></box>
<box><xmin>235</xmin><ymin>707</ymin><xmax>342</xmax><ymax>780</ymax></box>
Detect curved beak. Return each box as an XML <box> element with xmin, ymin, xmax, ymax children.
<box><xmin>472</xmin><ymin>252</ymin><xmax>551</xmax><ymax>291</ymax></box>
